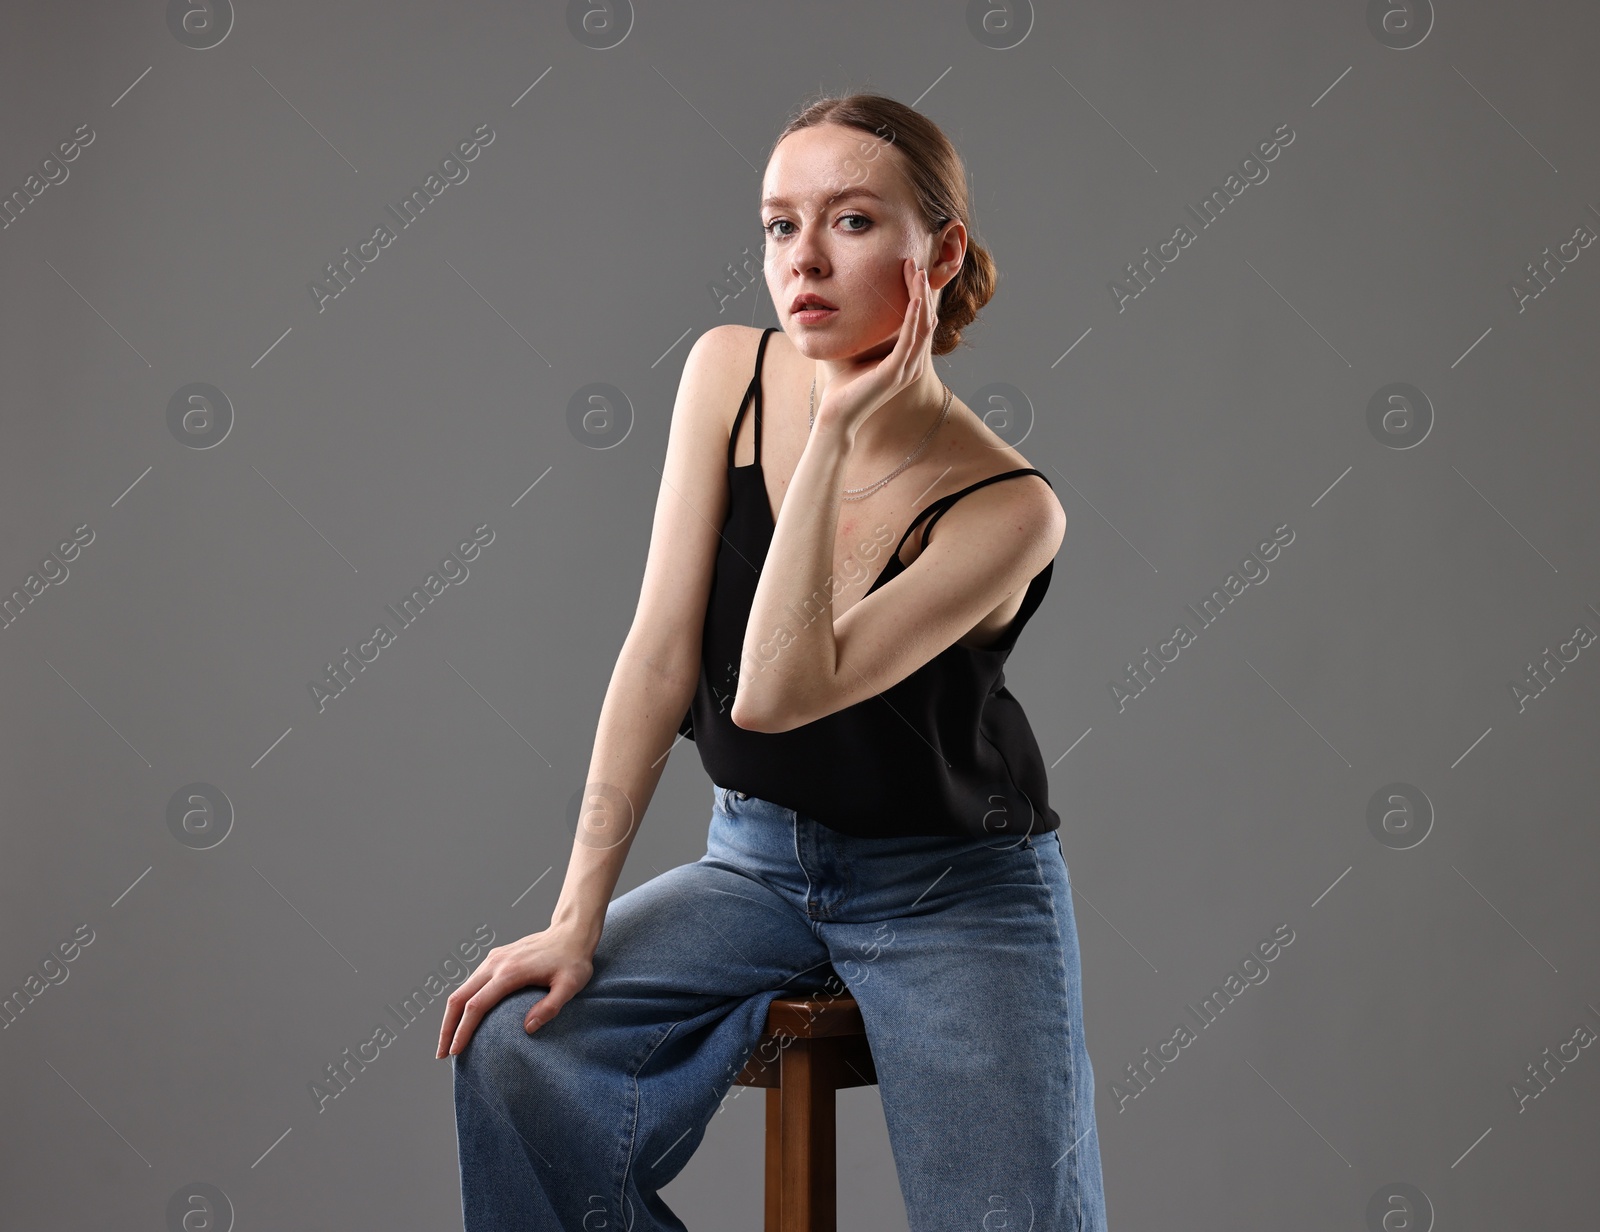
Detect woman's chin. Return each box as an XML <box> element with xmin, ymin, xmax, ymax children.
<box><xmin>785</xmin><ymin>320</ymin><xmax>897</xmax><ymax>361</ymax></box>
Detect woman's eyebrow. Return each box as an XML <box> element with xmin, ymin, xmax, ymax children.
<box><xmin>761</xmin><ymin>186</ymin><xmax>886</xmax><ymax>211</ymax></box>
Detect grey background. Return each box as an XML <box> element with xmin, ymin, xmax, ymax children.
<box><xmin>2</xmin><ymin>0</ymin><xmax>1596</xmax><ymax>1228</ymax></box>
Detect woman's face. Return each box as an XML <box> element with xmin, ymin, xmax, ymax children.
<box><xmin>760</xmin><ymin>122</ymin><xmax>950</xmax><ymax>361</ymax></box>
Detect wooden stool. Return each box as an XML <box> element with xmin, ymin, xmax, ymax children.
<box><xmin>733</xmin><ymin>989</ymin><xmax>879</xmax><ymax>1232</ymax></box>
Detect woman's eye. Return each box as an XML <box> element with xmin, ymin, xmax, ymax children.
<box><xmin>762</xmin><ymin>214</ymin><xmax>871</xmax><ymax>238</ymax></box>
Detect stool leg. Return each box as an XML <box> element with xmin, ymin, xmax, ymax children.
<box><xmin>778</xmin><ymin>1039</ymin><xmax>836</xmax><ymax>1232</ymax></box>
<box><xmin>764</xmin><ymin>1087</ymin><xmax>782</xmax><ymax>1232</ymax></box>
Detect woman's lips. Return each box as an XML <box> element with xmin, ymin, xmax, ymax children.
<box><xmin>792</xmin><ymin>307</ymin><xmax>837</xmax><ymax>323</ymax></box>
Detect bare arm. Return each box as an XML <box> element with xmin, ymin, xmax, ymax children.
<box><xmin>732</xmin><ymin>417</ymin><xmax>1062</xmax><ymax>734</ymax></box>
<box><xmin>732</xmin><ymin>262</ymin><xmax>1065</xmax><ymax>732</ymax></box>
<box><xmin>546</xmin><ymin>643</ymin><xmax>695</xmax><ymax>951</ymax></box>
<box><xmin>435</xmin><ymin>650</ymin><xmax>692</xmax><ymax>1057</ymax></box>
<box><xmin>436</xmin><ymin>325</ymin><xmax>749</xmax><ymax>1057</ymax></box>
<box><xmin>732</xmin><ymin>266</ymin><xmax>1063</xmax><ymax>733</ymax></box>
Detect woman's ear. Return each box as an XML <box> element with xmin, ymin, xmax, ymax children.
<box><xmin>930</xmin><ymin>222</ymin><xmax>966</xmax><ymax>291</ymax></box>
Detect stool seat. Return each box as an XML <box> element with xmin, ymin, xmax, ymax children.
<box><xmin>734</xmin><ymin>988</ymin><xmax>878</xmax><ymax>1232</ymax></box>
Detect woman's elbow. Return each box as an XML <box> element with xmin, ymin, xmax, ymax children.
<box><xmin>729</xmin><ymin>695</ymin><xmax>772</xmax><ymax>733</ymax></box>
<box><xmin>729</xmin><ymin>692</ymin><xmax>800</xmax><ymax>734</ymax></box>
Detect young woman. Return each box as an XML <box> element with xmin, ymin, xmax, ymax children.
<box><xmin>439</xmin><ymin>93</ymin><xmax>1110</xmax><ymax>1231</ymax></box>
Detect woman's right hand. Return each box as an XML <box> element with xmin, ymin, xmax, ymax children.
<box><xmin>436</xmin><ymin>925</ymin><xmax>597</xmax><ymax>1059</ymax></box>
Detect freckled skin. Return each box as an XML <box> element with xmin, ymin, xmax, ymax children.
<box><xmin>759</xmin><ymin>122</ymin><xmax>968</xmax><ymax>459</ymax></box>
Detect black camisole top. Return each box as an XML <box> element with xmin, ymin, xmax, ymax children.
<box><xmin>677</xmin><ymin>326</ymin><xmax>1062</xmax><ymax>841</ymax></box>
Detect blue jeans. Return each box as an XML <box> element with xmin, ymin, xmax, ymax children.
<box><xmin>452</xmin><ymin>784</ymin><xmax>1109</xmax><ymax>1230</ymax></box>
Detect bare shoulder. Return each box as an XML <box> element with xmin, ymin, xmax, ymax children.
<box><xmin>686</xmin><ymin>323</ymin><xmax>767</xmax><ymax>438</ymax></box>
<box><xmin>959</xmin><ymin>461</ymin><xmax>1066</xmax><ymax>566</ymax></box>
<box><xmin>898</xmin><ymin>428</ymin><xmax>1065</xmax><ymax>577</ymax></box>
<box><xmin>953</xmin><ymin>413</ymin><xmax>1067</xmax><ymax>555</ymax></box>
<box><xmin>621</xmin><ymin>324</ymin><xmax>764</xmax><ymax>679</ymax></box>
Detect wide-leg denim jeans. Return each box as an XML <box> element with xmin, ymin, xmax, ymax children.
<box><xmin>452</xmin><ymin>784</ymin><xmax>1109</xmax><ymax>1230</ymax></box>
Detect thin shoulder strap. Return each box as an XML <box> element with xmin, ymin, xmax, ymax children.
<box><xmin>727</xmin><ymin>327</ymin><xmax>780</xmax><ymax>469</ymax></box>
<box><xmin>891</xmin><ymin>467</ymin><xmax>1053</xmax><ymax>562</ymax></box>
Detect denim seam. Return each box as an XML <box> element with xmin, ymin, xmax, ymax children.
<box><xmin>616</xmin><ymin>1018</ymin><xmax>691</xmax><ymax>1223</ymax></box>
<box><xmin>703</xmin><ymin>883</ymin><xmax>804</xmax><ymax>924</ymax></box>
<box><xmin>700</xmin><ymin>856</ymin><xmax>817</xmax><ymax>937</ymax></box>
<box><xmin>783</xmin><ymin>956</ymin><xmax>842</xmax><ymax>989</ymax></box>
<box><xmin>1030</xmin><ymin>841</ymin><xmax>1083</xmax><ymax>1231</ymax></box>
<box><xmin>791</xmin><ymin>815</ymin><xmax>818</xmax><ymax>918</ymax></box>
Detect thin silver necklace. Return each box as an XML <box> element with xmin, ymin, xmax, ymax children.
<box><xmin>810</xmin><ymin>376</ymin><xmax>952</xmax><ymax>502</ymax></box>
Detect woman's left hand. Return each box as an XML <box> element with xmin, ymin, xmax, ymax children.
<box><xmin>813</xmin><ymin>258</ymin><xmax>939</xmax><ymax>439</ymax></box>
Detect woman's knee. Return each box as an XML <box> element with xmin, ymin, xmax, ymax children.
<box><xmin>454</xmin><ymin>986</ymin><xmax>548</xmax><ymax>1079</ymax></box>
